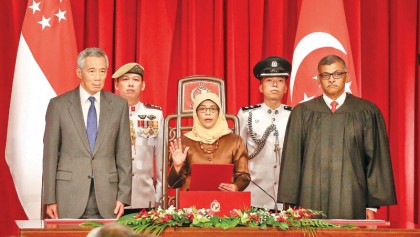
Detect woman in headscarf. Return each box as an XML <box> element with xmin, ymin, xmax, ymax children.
<box><xmin>168</xmin><ymin>92</ymin><xmax>250</xmax><ymax>192</ymax></box>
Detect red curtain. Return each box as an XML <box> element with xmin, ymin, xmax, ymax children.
<box><xmin>0</xmin><ymin>0</ymin><xmax>419</xmax><ymax>235</ymax></box>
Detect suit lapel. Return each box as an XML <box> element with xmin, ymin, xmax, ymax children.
<box><xmin>68</xmin><ymin>88</ymin><xmax>91</xmax><ymax>154</ymax></box>
<box><xmin>94</xmin><ymin>91</ymin><xmax>112</xmax><ymax>155</ymax></box>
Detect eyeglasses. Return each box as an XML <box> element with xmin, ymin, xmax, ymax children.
<box><xmin>197</xmin><ymin>107</ymin><xmax>219</xmax><ymax>113</ymax></box>
<box><xmin>318</xmin><ymin>71</ymin><xmax>347</xmax><ymax>80</ymax></box>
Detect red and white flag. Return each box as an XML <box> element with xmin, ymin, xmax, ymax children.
<box><xmin>288</xmin><ymin>0</ymin><xmax>359</xmax><ymax>106</ymax></box>
<box><xmin>6</xmin><ymin>0</ymin><xmax>78</xmax><ymax>219</ymax></box>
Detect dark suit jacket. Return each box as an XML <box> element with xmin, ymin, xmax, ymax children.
<box><xmin>42</xmin><ymin>87</ymin><xmax>132</xmax><ymax>218</ymax></box>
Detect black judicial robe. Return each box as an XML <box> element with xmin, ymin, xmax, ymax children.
<box><xmin>277</xmin><ymin>94</ymin><xmax>396</xmax><ymax>219</ymax></box>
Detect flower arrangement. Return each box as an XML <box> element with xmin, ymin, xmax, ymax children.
<box><xmin>82</xmin><ymin>205</ymin><xmax>357</xmax><ymax>236</ymax></box>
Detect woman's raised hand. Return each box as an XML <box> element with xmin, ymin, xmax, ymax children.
<box><xmin>169</xmin><ymin>137</ymin><xmax>189</xmax><ymax>172</ymax></box>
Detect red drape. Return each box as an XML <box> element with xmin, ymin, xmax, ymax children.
<box><xmin>0</xmin><ymin>0</ymin><xmax>419</xmax><ymax>235</ymax></box>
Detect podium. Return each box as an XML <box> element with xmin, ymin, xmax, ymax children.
<box><xmin>178</xmin><ymin>191</ymin><xmax>251</xmax><ymax>216</ymax></box>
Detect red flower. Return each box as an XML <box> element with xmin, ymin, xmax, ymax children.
<box><xmin>249</xmin><ymin>214</ymin><xmax>259</xmax><ymax>222</ymax></box>
<box><xmin>276</xmin><ymin>216</ymin><xmax>288</xmax><ymax>224</ymax></box>
<box><xmin>187</xmin><ymin>213</ymin><xmax>194</xmax><ymax>221</ymax></box>
<box><xmin>230</xmin><ymin>210</ymin><xmax>240</xmax><ymax>217</ymax></box>
<box><xmin>135</xmin><ymin>209</ymin><xmax>149</xmax><ymax>218</ymax></box>
<box><xmin>162</xmin><ymin>214</ymin><xmax>173</xmax><ymax>223</ymax></box>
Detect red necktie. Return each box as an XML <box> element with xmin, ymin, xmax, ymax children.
<box><xmin>331</xmin><ymin>101</ymin><xmax>338</xmax><ymax>113</ymax></box>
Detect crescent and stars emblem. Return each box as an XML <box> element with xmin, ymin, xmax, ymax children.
<box><xmin>210</xmin><ymin>200</ymin><xmax>221</xmax><ymax>212</ymax></box>
<box><xmin>290</xmin><ymin>32</ymin><xmax>353</xmax><ymax>104</ymax></box>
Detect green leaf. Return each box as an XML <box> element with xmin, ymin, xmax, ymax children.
<box><xmin>118</xmin><ymin>213</ymin><xmax>138</xmax><ymax>221</ymax></box>
<box><xmin>278</xmin><ymin>222</ymin><xmax>289</xmax><ymax>230</ymax></box>
<box><xmin>79</xmin><ymin>222</ymin><xmax>104</xmax><ymax>228</ymax></box>
<box><xmin>240</xmin><ymin>215</ymin><xmax>250</xmax><ymax>223</ymax></box>
<box><xmin>152</xmin><ymin>225</ymin><xmax>167</xmax><ymax>236</ymax></box>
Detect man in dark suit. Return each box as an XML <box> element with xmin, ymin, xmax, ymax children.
<box><xmin>43</xmin><ymin>48</ymin><xmax>132</xmax><ymax>219</ymax></box>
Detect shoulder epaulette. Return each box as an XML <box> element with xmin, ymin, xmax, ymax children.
<box><xmin>144</xmin><ymin>103</ymin><xmax>162</xmax><ymax>110</ymax></box>
<box><xmin>284</xmin><ymin>105</ymin><xmax>293</xmax><ymax>111</ymax></box>
<box><xmin>241</xmin><ymin>104</ymin><xmax>261</xmax><ymax>111</ymax></box>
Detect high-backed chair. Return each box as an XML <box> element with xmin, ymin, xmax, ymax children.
<box><xmin>162</xmin><ymin>75</ymin><xmax>239</xmax><ymax>209</ymax></box>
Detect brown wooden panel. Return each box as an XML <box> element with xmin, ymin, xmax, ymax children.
<box><xmin>17</xmin><ymin>221</ymin><xmax>420</xmax><ymax>237</ymax></box>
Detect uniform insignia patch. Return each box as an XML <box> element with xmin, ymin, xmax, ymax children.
<box><xmin>284</xmin><ymin>106</ymin><xmax>293</xmax><ymax>111</ymax></box>
<box><xmin>144</xmin><ymin>103</ymin><xmax>162</xmax><ymax>110</ymax></box>
<box><xmin>241</xmin><ymin>104</ymin><xmax>261</xmax><ymax>111</ymax></box>
<box><xmin>147</xmin><ymin>114</ymin><xmax>156</xmax><ymax>120</ymax></box>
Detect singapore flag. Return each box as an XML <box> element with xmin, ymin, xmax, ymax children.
<box><xmin>6</xmin><ymin>0</ymin><xmax>78</xmax><ymax>219</ymax></box>
<box><xmin>288</xmin><ymin>0</ymin><xmax>359</xmax><ymax>106</ymax></box>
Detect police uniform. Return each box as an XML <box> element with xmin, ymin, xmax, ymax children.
<box><xmin>112</xmin><ymin>62</ymin><xmax>164</xmax><ymax>210</ymax></box>
<box><xmin>237</xmin><ymin>56</ymin><xmax>292</xmax><ymax>209</ymax></box>
<box><xmin>238</xmin><ymin>104</ymin><xmax>291</xmax><ymax>209</ymax></box>
<box><xmin>127</xmin><ymin>102</ymin><xmax>164</xmax><ymax>209</ymax></box>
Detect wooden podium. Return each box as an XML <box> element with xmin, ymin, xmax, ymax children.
<box><xmin>178</xmin><ymin>191</ymin><xmax>251</xmax><ymax>216</ymax></box>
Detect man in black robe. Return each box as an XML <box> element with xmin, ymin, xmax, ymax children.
<box><xmin>277</xmin><ymin>55</ymin><xmax>396</xmax><ymax>219</ymax></box>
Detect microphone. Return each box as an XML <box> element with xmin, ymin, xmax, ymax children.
<box><xmin>249</xmin><ymin>179</ymin><xmax>278</xmax><ymax>213</ymax></box>
<box><xmin>234</xmin><ymin>172</ymin><xmax>278</xmax><ymax>213</ymax></box>
<box><xmin>156</xmin><ymin>177</ymin><xmax>183</xmax><ymax>209</ymax></box>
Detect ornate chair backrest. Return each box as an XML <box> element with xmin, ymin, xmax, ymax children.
<box><xmin>162</xmin><ymin>75</ymin><xmax>239</xmax><ymax>209</ymax></box>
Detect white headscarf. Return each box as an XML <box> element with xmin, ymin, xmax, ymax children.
<box><xmin>184</xmin><ymin>92</ymin><xmax>232</xmax><ymax>144</ymax></box>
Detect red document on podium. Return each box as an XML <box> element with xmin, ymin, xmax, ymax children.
<box><xmin>179</xmin><ymin>191</ymin><xmax>251</xmax><ymax>216</ymax></box>
<box><xmin>189</xmin><ymin>164</ymin><xmax>234</xmax><ymax>191</ymax></box>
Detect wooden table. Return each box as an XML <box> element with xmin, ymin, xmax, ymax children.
<box><xmin>16</xmin><ymin>220</ymin><xmax>420</xmax><ymax>237</ymax></box>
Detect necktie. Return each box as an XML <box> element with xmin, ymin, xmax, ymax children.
<box><xmin>331</xmin><ymin>100</ymin><xmax>338</xmax><ymax>113</ymax></box>
<box><xmin>87</xmin><ymin>96</ymin><xmax>97</xmax><ymax>152</ymax></box>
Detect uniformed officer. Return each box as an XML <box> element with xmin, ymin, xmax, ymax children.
<box><xmin>237</xmin><ymin>56</ymin><xmax>292</xmax><ymax>211</ymax></box>
<box><xmin>113</xmin><ymin>63</ymin><xmax>164</xmax><ymax>212</ymax></box>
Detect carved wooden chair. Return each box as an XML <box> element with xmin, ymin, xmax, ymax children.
<box><xmin>161</xmin><ymin>75</ymin><xmax>239</xmax><ymax>209</ymax></box>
